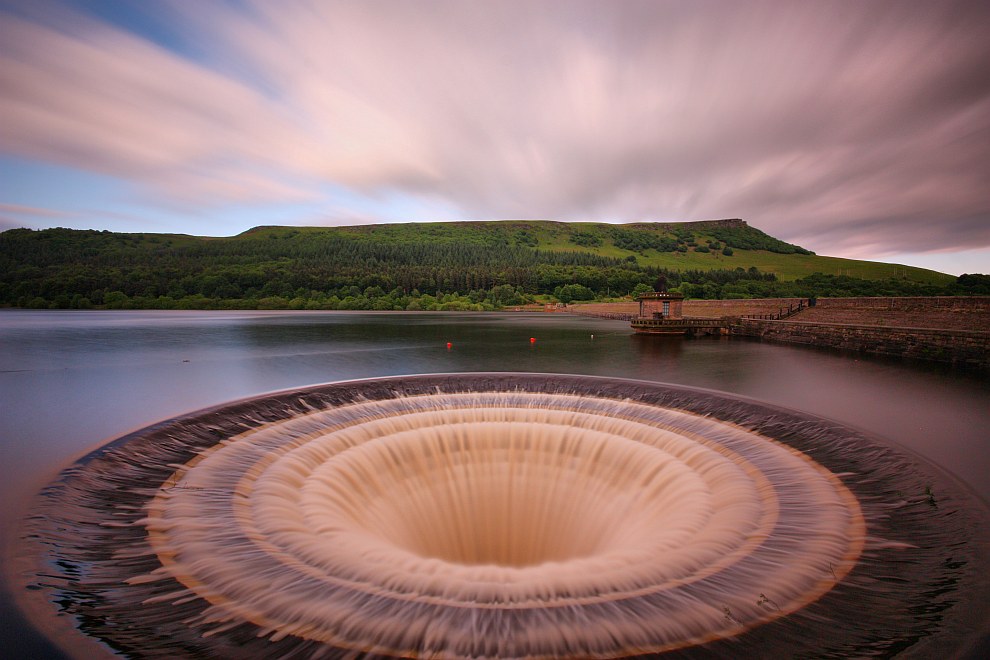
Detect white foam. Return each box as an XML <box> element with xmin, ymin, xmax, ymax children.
<box><xmin>143</xmin><ymin>392</ymin><xmax>864</xmax><ymax>658</ymax></box>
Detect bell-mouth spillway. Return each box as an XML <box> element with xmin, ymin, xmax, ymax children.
<box><xmin>13</xmin><ymin>373</ymin><xmax>990</xmax><ymax>659</ymax></box>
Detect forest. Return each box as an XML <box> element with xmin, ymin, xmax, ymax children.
<box><xmin>0</xmin><ymin>224</ymin><xmax>982</xmax><ymax>310</ymax></box>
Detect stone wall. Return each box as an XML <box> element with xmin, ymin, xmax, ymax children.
<box><xmin>568</xmin><ymin>297</ymin><xmax>990</xmax><ymax>367</ymax></box>
<box><xmin>566</xmin><ymin>302</ymin><xmax>637</xmax><ymax>318</ymax></box>
<box><xmin>732</xmin><ymin>319</ymin><xmax>990</xmax><ymax>369</ymax></box>
<box><xmin>792</xmin><ymin>297</ymin><xmax>990</xmax><ymax>331</ymax></box>
<box><xmin>640</xmin><ymin>294</ymin><xmax>684</xmax><ymax>319</ymax></box>
<box><xmin>813</xmin><ymin>296</ymin><xmax>990</xmax><ymax>311</ymax></box>
<box><xmin>683</xmin><ymin>298</ymin><xmax>805</xmax><ymax>318</ymax></box>
<box><xmin>567</xmin><ymin>298</ymin><xmax>803</xmax><ymax>319</ymax></box>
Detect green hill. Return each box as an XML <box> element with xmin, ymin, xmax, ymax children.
<box><xmin>239</xmin><ymin>219</ymin><xmax>950</xmax><ymax>283</ymax></box>
<box><xmin>0</xmin><ymin>219</ymin><xmax>970</xmax><ymax>310</ymax></box>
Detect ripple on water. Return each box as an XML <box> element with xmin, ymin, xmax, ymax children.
<box><xmin>15</xmin><ymin>374</ymin><xmax>990</xmax><ymax>659</ymax></box>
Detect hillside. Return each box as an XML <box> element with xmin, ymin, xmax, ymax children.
<box><xmin>0</xmin><ymin>219</ymin><xmax>972</xmax><ymax>310</ymax></box>
<box><xmin>243</xmin><ymin>219</ymin><xmax>952</xmax><ymax>284</ymax></box>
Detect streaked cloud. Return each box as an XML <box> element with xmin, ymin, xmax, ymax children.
<box><xmin>0</xmin><ymin>202</ymin><xmax>77</xmax><ymax>218</ymax></box>
<box><xmin>0</xmin><ymin>0</ymin><xmax>987</xmax><ymax>262</ymax></box>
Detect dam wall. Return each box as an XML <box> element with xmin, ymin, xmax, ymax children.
<box><xmin>574</xmin><ymin>296</ymin><xmax>990</xmax><ymax>367</ymax></box>
<box><xmin>812</xmin><ymin>296</ymin><xmax>990</xmax><ymax>312</ymax></box>
<box><xmin>569</xmin><ymin>298</ymin><xmax>806</xmax><ymax>319</ymax></box>
<box><xmin>731</xmin><ymin>318</ymin><xmax>990</xmax><ymax>369</ymax></box>
<box><xmin>684</xmin><ymin>298</ymin><xmax>806</xmax><ymax>318</ymax></box>
<box><xmin>794</xmin><ymin>296</ymin><xmax>990</xmax><ymax>331</ymax></box>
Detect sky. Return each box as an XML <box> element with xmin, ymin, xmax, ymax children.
<box><xmin>1</xmin><ymin>0</ymin><xmax>988</xmax><ymax>275</ymax></box>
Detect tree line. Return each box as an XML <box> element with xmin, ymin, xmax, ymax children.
<box><xmin>0</xmin><ymin>227</ymin><xmax>982</xmax><ymax>310</ymax></box>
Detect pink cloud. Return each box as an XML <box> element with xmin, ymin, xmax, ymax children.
<box><xmin>1</xmin><ymin>0</ymin><xmax>987</xmax><ymax>257</ymax></box>
<box><xmin>0</xmin><ymin>203</ymin><xmax>77</xmax><ymax>218</ymax></box>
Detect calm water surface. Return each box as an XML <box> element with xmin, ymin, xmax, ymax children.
<box><xmin>1</xmin><ymin>310</ymin><xmax>988</xmax><ymax>657</ymax></box>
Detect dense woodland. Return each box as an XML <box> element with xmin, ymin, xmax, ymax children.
<box><xmin>1</xmin><ymin>224</ymin><xmax>984</xmax><ymax>311</ymax></box>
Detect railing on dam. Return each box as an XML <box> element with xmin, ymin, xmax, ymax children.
<box><xmin>741</xmin><ymin>300</ymin><xmax>808</xmax><ymax>321</ymax></box>
<box><xmin>630</xmin><ymin>318</ymin><xmax>730</xmax><ymax>328</ymax></box>
<box><xmin>629</xmin><ymin>317</ymin><xmax>738</xmax><ymax>336</ymax></box>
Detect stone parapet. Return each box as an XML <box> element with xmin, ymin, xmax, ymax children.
<box><xmin>682</xmin><ymin>298</ymin><xmax>806</xmax><ymax>318</ymax></box>
<box><xmin>813</xmin><ymin>296</ymin><xmax>990</xmax><ymax>311</ymax></box>
<box><xmin>731</xmin><ymin>319</ymin><xmax>990</xmax><ymax>369</ymax></box>
<box><xmin>791</xmin><ymin>296</ymin><xmax>990</xmax><ymax>332</ymax></box>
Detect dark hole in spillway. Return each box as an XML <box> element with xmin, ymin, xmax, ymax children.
<box><xmin>12</xmin><ymin>373</ymin><xmax>990</xmax><ymax>659</ymax></box>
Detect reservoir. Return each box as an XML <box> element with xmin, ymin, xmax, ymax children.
<box><xmin>1</xmin><ymin>310</ymin><xmax>988</xmax><ymax>658</ymax></box>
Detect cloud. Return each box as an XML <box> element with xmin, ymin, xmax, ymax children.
<box><xmin>1</xmin><ymin>0</ymin><xmax>988</xmax><ymax>257</ymax></box>
<box><xmin>0</xmin><ymin>203</ymin><xmax>79</xmax><ymax>232</ymax></box>
<box><xmin>0</xmin><ymin>216</ymin><xmax>27</xmax><ymax>231</ymax></box>
<box><xmin>0</xmin><ymin>203</ymin><xmax>77</xmax><ymax>218</ymax></box>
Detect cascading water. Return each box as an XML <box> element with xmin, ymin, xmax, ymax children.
<box><xmin>14</xmin><ymin>374</ymin><xmax>990</xmax><ymax>658</ymax></box>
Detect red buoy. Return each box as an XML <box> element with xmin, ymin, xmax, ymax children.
<box><xmin>446</xmin><ymin>342</ymin><xmax>453</xmax><ymax>350</ymax></box>
<box><xmin>530</xmin><ymin>337</ymin><xmax>536</xmax><ymax>344</ymax></box>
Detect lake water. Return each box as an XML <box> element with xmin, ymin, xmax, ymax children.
<box><xmin>1</xmin><ymin>310</ymin><xmax>988</xmax><ymax>658</ymax></box>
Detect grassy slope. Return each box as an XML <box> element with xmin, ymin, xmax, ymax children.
<box><xmin>236</xmin><ymin>220</ymin><xmax>951</xmax><ymax>284</ymax></box>
<box><xmin>527</xmin><ymin>223</ymin><xmax>950</xmax><ymax>283</ymax></box>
